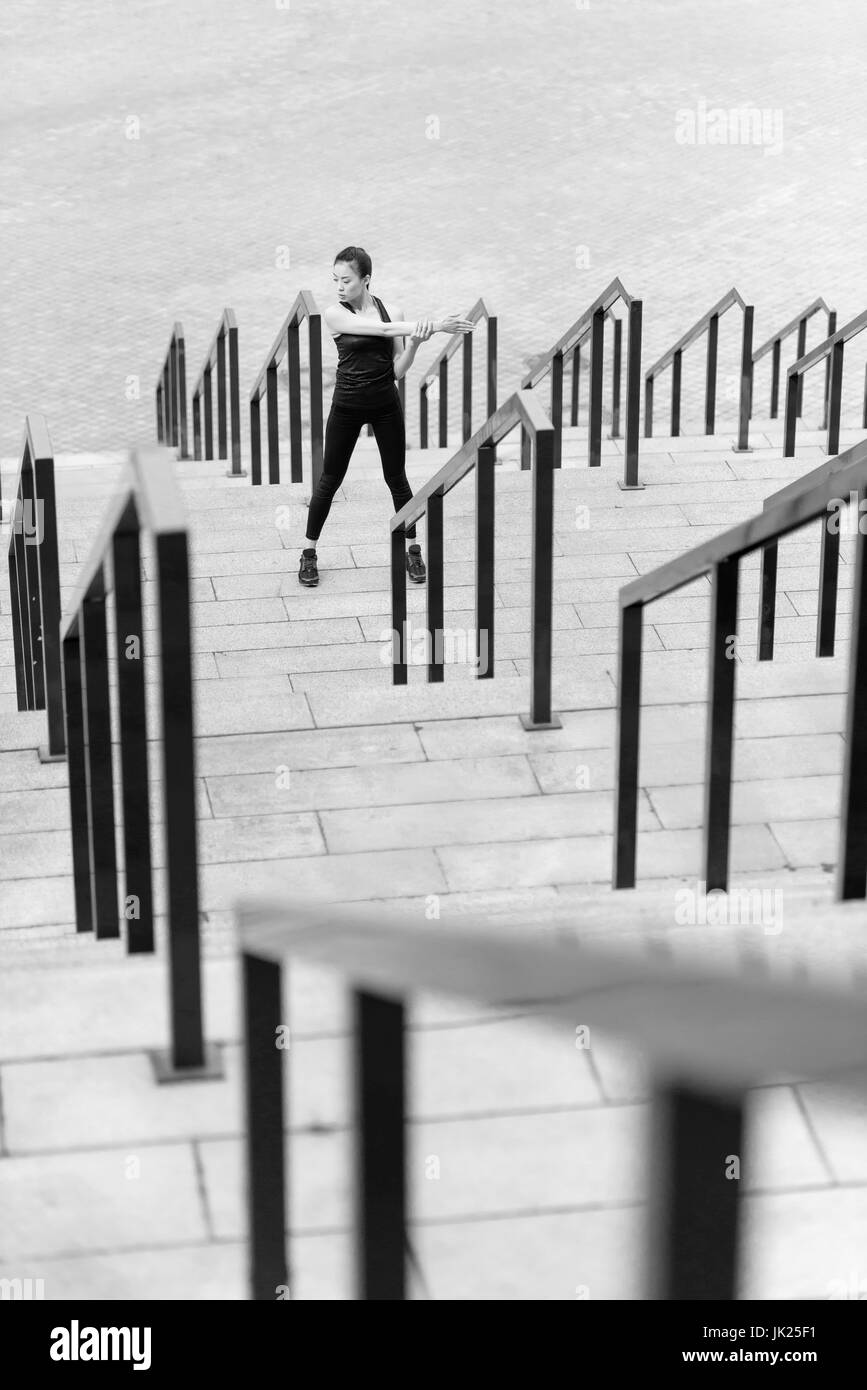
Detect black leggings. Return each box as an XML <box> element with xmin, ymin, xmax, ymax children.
<box><xmin>305</xmin><ymin>391</ymin><xmax>417</xmax><ymax>542</ymax></box>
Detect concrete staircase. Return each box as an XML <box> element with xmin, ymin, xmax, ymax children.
<box><xmin>2</xmin><ymin>417</ymin><xmax>867</xmax><ymax>1300</ymax></box>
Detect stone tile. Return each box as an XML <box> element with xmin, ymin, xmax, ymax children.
<box><xmin>740</xmin><ymin>1187</ymin><xmax>867</xmax><ymax>1299</ymax></box>
<box><xmin>647</xmin><ymin>774</ymin><xmax>841</xmax><ymax>831</ymax></box>
<box><xmin>193</xmin><ymin>616</ymin><xmax>363</xmax><ymax>653</ymax></box>
<box><xmin>0</xmin><ymin>1143</ymin><xmax>207</xmax><ymax>1259</ymax></box>
<box><xmin>417</xmin><ymin>1206</ymin><xmax>643</xmax><ymax>1299</ymax></box>
<box><xmin>742</xmin><ymin>1085</ymin><xmax>831</xmax><ymax>1191</ymax></box>
<box><xmin>207</xmin><ymin>752</ymin><xmax>537</xmax><ymax>816</ymax></box>
<box><xmin>796</xmin><ymin>1077</ymin><xmax>867</xmax><ymax>1183</ymax></box>
<box><xmin>201</xmin><ymin>846</ymin><xmax>447</xmax><ymax>910</ymax></box>
<box><xmin>199</xmin><ymin>1132</ymin><xmax>351</xmax><ymax>1237</ymax></box>
<box><xmin>194</xmin><ymin>723</ymin><xmax>426</xmax><ymax>777</ymax></box>
<box><xmin>0</xmin><ymin>1241</ymin><xmax>247</xmax><ymax>1300</ymax></box>
<box><xmin>319</xmin><ymin>789</ymin><xmax>659</xmax><ymax>853</ymax></box>
<box><xmin>305</xmin><ymin>673</ymin><xmax>615</xmax><ymax>728</ymax></box>
<box><xmin>438</xmin><ymin>823</ymin><xmax>785</xmax><ymax>891</ymax></box>
<box><xmin>769</xmin><ymin>818</ymin><xmax>838</xmax><ymax>869</ymax></box>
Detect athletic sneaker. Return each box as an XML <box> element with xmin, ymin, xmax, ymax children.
<box><xmin>406</xmin><ymin>543</ymin><xmax>426</xmax><ymax>584</ymax></box>
<box><xmin>299</xmin><ymin>548</ymin><xmax>319</xmax><ymax>586</ymax></box>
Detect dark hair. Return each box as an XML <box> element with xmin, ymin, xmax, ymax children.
<box><xmin>333</xmin><ymin>245</ymin><xmax>372</xmax><ymax>282</ymax></box>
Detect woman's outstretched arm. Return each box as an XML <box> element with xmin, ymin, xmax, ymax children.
<box><xmin>324</xmin><ymin>303</ymin><xmax>472</xmax><ymax>339</ymax></box>
<box><xmin>392</xmin><ymin>311</ymin><xmax>435</xmax><ymax>381</ymax></box>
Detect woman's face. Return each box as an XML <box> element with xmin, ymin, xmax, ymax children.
<box><xmin>333</xmin><ymin>260</ymin><xmax>367</xmax><ymax>304</ymax></box>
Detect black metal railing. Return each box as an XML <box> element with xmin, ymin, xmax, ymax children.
<box><xmin>418</xmin><ymin>297</ymin><xmax>497</xmax><ymax>450</ymax></box>
<box><xmin>250</xmin><ymin>290</ymin><xmax>323</xmax><ymax>490</ymax></box>
<box><xmin>390</xmin><ymin>388</ymin><xmax>560</xmax><ymax>731</ymax></box>
<box><xmin>5</xmin><ymin>414</ymin><xmax>65</xmax><ymax>759</ymax></box>
<box><xmin>59</xmin><ymin>445</ymin><xmax>220</xmax><ymax>1078</ymax></box>
<box><xmin>192</xmin><ymin>309</ymin><xmax>244</xmax><ymax>477</ymax></box>
<box><xmin>236</xmin><ymin>894</ymin><xmax>867</xmax><ymax>1300</ymax></box>
<box><xmin>783</xmin><ymin>307</ymin><xmax>867</xmax><ymax>458</ymax></box>
<box><xmin>155</xmin><ymin>322</ymin><xmax>189</xmax><ymax>459</ymax></box>
<box><xmin>521</xmin><ymin>278</ymin><xmax>643</xmax><ymax>487</ymax></box>
<box><xmin>757</xmin><ymin>439</ymin><xmax>867</xmax><ymax>663</ymax></box>
<box><xmin>751</xmin><ymin>297</ymin><xmax>833</xmax><ymax>420</ymax></box>
<box><xmin>644</xmin><ymin>288</ymin><xmax>754</xmax><ymax>452</ymax></box>
<box><xmin>614</xmin><ymin>433</ymin><xmax>867</xmax><ymax>899</ymax></box>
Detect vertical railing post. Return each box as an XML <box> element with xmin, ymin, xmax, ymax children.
<box><xmin>588</xmin><ymin>308</ymin><xmax>605</xmax><ymax>468</ymax></box>
<box><xmin>203</xmin><ymin>366</ymin><xmax>213</xmax><ymax>460</ymax></box>
<box><xmin>837</xmin><ymin>513</ymin><xmax>867</xmax><ymax>900</ymax></box>
<box><xmin>570</xmin><ymin>344</ymin><xmax>581</xmax><ymax>426</ymax></box>
<box><xmin>520</xmin><ymin>424</ymin><xmax>532</xmax><ymax>471</ymax></box>
<box><xmin>862</xmin><ymin>361</ymin><xmax>867</xmax><ymax>431</ymax></box>
<box><xmin>33</xmin><ymin>443</ymin><xmax>64</xmax><ymax>759</ymax></box>
<box><xmin>156</xmin><ymin>384</ymin><xmax>164</xmax><ymax>443</ymax></box>
<box><xmin>704</xmin><ymin>313</ymin><xmax>719</xmax><ymax>435</ymax></box>
<box><xmin>391</xmin><ymin>528</ymin><xmax>408</xmax><ymax>686</ymax></box>
<box><xmin>20</xmin><ymin>462</ymin><xmax>44</xmax><ymax>709</ymax></box>
<box><xmin>112</xmin><ymin>525</ymin><xmax>154</xmax><ymax>954</ymax></box>
<box><xmin>817</xmin><ymin>506</ymin><xmax>840</xmax><ymax>658</ymax></box>
<box><xmin>462</xmin><ymin>331</ymin><xmax>472</xmax><ymax>443</ymax></box>
<box><xmin>420</xmin><ymin>384</ymin><xmax>428</xmax><ymax>449</ymax></box>
<box><xmin>769</xmin><ymin>338</ymin><xmax>781</xmax><ymax>418</ymax></box>
<box><xmin>228</xmin><ymin>320</ymin><xmax>243</xmax><ymax>477</ymax></box>
<box><xmin>670</xmin><ymin>348</ymin><xmax>683</xmax><ymax>437</ymax></box>
<box><xmin>486</xmin><ymin>315</ymin><xmax>497</xmax><ymax>420</ymax></box>
<box><xmin>795</xmin><ymin>315</ymin><xmax>807</xmax><ymax>417</ymax></box>
<box><xmin>176</xmin><ymin>330</ymin><xmax>189</xmax><ymax>459</ymax></box>
<box><xmin>520</xmin><ymin>426</ymin><xmax>560</xmax><ymax>730</ymax></box>
<box><xmin>623</xmin><ymin>299</ymin><xmax>643</xmax><ymax>488</ymax></box>
<box><xmin>647</xmin><ymin>1082</ymin><xmax>745</xmax><ymax>1300</ymax></box>
<box><xmin>287</xmin><ymin>319</ymin><xmax>304</xmax><ymax>485</ymax></box>
<box><xmin>733</xmin><ymin>305</ymin><xmax>754</xmax><ymax>452</ymax></box>
<box><xmin>610</xmin><ymin>316</ymin><xmax>622</xmax><ymax>438</ymax></box>
<box><xmin>644</xmin><ymin>373</ymin><xmax>654</xmax><ymax>438</ymax></box>
<box><xmin>438</xmin><ymin>359</ymin><xmax>448</xmax><ymax>448</ymax></box>
<box><xmin>309</xmin><ymin>312</ymin><xmax>324</xmax><ymax>494</ymax></box>
<box><xmin>476</xmin><ymin>444</ymin><xmax>495</xmax><ymax>680</ymax></box>
<box><xmin>217</xmin><ymin>331</ymin><xmax>228</xmax><ymax>461</ymax></box>
<box><xmin>551</xmin><ymin>350</ymin><xmax>564</xmax><ymax>471</ymax></box>
<box><xmin>704</xmin><ymin>558</ymin><xmax>739</xmax><ymax>893</ymax></box>
<box><xmin>81</xmin><ymin>588</ymin><xmax>121</xmax><ymax>938</ymax></box>
<box><xmin>426</xmin><ymin>491</ymin><xmax>444</xmax><ymax>683</ymax></box>
<box><xmin>62</xmin><ymin>623</ymin><xmax>93</xmax><ymax>933</ymax></box>
<box><xmin>783</xmin><ymin>371</ymin><xmax>799</xmax><ymax>457</ymax></box>
<box><xmin>250</xmin><ymin>394</ymin><xmax>262</xmax><ymax>487</ymax></box>
<box><xmin>266</xmin><ymin>364</ymin><xmax>280</xmax><ymax>485</ymax></box>
<box><xmin>757</xmin><ymin>539</ymin><xmax>778</xmax><ymax>661</ymax></box>
<box><xmin>8</xmin><ymin>542</ymin><xmax>27</xmax><ymax>709</ymax></box>
<box><xmin>826</xmin><ymin>338</ymin><xmax>844</xmax><ymax>457</ymax></box>
<box><xmin>155</xmin><ymin>528</ymin><xmax>205</xmax><ymax>1071</ymax></box>
<box><xmin>169</xmin><ymin>341</ymin><xmax>179</xmax><ymax>449</ymax></box>
<box><xmin>613</xmin><ymin>601</ymin><xmax>643</xmax><ymax>889</ymax></box>
<box><xmin>193</xmin><ymin>392</ymin><xmax>202</xmax><ymax>461</ymax></box>
<box><xmin>243</xmin><ymin>951</ymin><xmax>288</xmax><ymax>1299</ymax></box>
<box><xmin>820</xmin><ymin>311</ymin><xmax>837</xmax><ymax>431</ymax></box>
<box><xmin>354</xmin><ymin>990</ymin><xmax>406</xmax><ymax>1301</ymax></box>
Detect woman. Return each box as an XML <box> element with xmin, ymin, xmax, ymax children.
<box><xmin>299</xmin><ymin>246</ymin><xmax>472</xmax><ymax>586</ymax></box>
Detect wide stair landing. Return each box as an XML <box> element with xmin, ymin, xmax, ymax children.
<box><xmin>1</xmin><ymin>422</ymin><xmax>866</xmax><ymax>1299</ymax></box>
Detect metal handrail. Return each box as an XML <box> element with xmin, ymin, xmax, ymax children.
<box><xmin>389</xmin><ymin>388</ymin><xmax>560</xmax><ymax>731</ymax></box>
<box><xmin>644</xmin><ymin>288</ymin><xmax>754</xmax><ymax>450</ymax></box>
<box><xmin>520</xmin><ymin>278</ymin><xmax>643</xmax><ymax>486</ymax></box>
<box><xmin>4</xmin><ymin>414</ymin><xmax>64</xmax><ymax>758</ymax></box>
<box><xmin>250</xmin><ymin>290</ymin><xmax>324</xmax><ymax>489</ymax></box>
<box><xmin>751</xmin><ymin>297</ymin><xmax>832</xmax><ymax>419</ymax></box>
<box><xmin>192</xmin><ymin>309</ymin><xmax>244</xmax><ymax>477</ymax></box>
<box><xmin>59</xmin><ymin>445</ymin><xmax>220</xmax><ymax>1080</ymax></box>
<box><xmin>418</xmin><ymin>296</ymin><xmax>497</xmax><ymax>450</ymax></box>
<box><xmin>155</xmin><ymin>322</ymin><xmax>189</xmax><ymax>459</ymax></box>
<box><xmin>783</xmin><ymin>307</ymin><xmax>867</xmax><ymax>458</ymax></box>
<box><xmin>757</xmin><ymin>440</ymin><xmax>867</xmax><ymax>663</ymax></box>
<box><xmin>613</xmin><ymin>433</ymin><xmax>867</xmax><ymax>900</ymax></box>
<box><xmin>236</xmin><ymin>894</ymin><xmax>867</xmax><ymax>1300</ymax></box>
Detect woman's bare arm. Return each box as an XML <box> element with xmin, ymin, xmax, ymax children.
<box><xmin>325</xmin><ymin>303</ymin><xmax>472</xmax><ymax>339</ymax></box>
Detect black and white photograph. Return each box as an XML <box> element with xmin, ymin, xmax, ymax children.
<box><xmin>1</xmin><ymin>0</ymin><xmax>867</xmax><ymax>1342</ymax></box>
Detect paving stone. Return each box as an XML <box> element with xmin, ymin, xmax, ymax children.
<box><xmin>201</xmin><ymin>846</ymin><xmax>447</xmax><ymax>910</ymax></box>
<box><xmin>436</xmin><ymin>823</ymin><xmax>785</xmax><ymax>892</ymax></box>
<box><xmin>795</xmin><ymin>1077</ymin><xmax>867</xmax><ymax>1183</ymax></box>
<box><xmin>319</xmin><ymin>789</ymin><xmax>659</xmax><ymax>854</ymax></box>
<box><xmin>206</xmin><ymin>753</ymin><xmax>539</xmax><ymax>816</ymax></box>
<box><xmin>769</xmin><ymin>818</ymin><xmax>838</xmax><ymax>870</ymax></box>
<box><xmin>0</xmin><ymin>1241</ymin><xmax>247</xmax><ymax>1301</ymax></box>
<box><xmin>194</xmin><ymin>723</ymin><xmax>426</xmax><ymax>777</ymax></box>
<box><xmin>0</xmin><ymin>1143</ymin><xmax>207</xmax><ymax>1260</ymax></box>
<box><xmin>647</xmin><ymin>774</ymin><xmax>841</xmax><ymax>831</ymax></box>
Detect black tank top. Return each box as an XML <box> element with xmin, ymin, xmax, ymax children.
<box><xmin>332</xmin><ymin>295</ymin><xmax>397</xmax><ymax>407</ymax></box>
